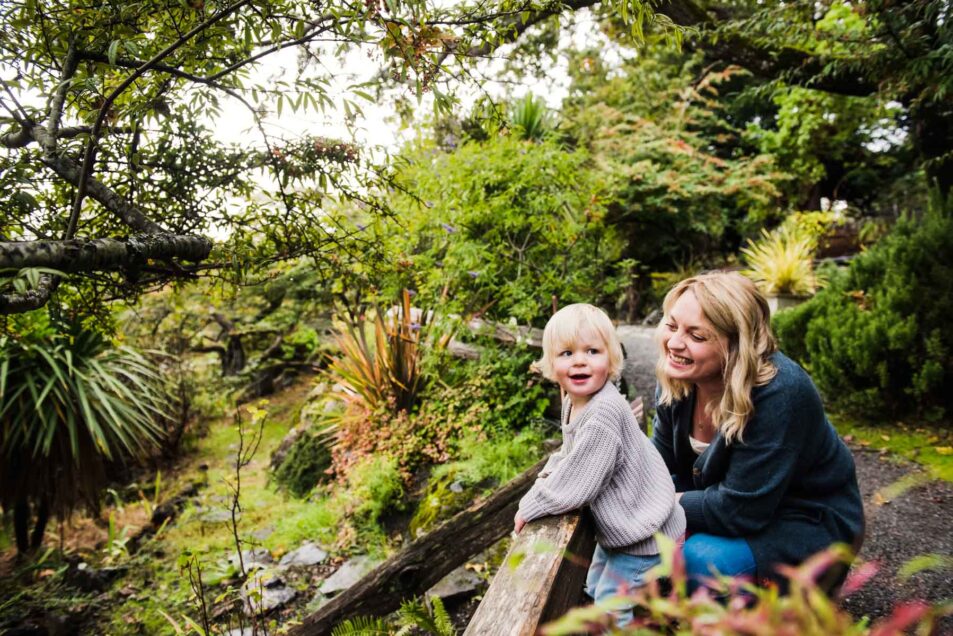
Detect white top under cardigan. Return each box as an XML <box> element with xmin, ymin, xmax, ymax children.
<box><xmin>517</xmin><ymin>381</ymin><xmax>686</xmax><ymax>555</ymax></box>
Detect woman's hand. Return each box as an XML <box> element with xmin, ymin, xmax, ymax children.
<box><xmin>513</xmin><ymin>514</ymin><xmax>527</xmax><ymax>535</ymax></box>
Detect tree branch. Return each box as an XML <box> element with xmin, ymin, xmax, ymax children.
<box><xmin>0</xmin><ymin>234</ymin><xmax>212</xmax><ymax>274</ymax></box>
<box><xmin>44</xmin><ymin>41</ymin><xmax>77</xmax><ymax>153</ymax></box>
<box><xmin>0</xmin><ymin>275</ymin><xmax>54</xmax><ymax>314</ymax></box>
<box><xmin>69</xmin><ymin>0</ymin><xmax>255</xmax><ymax>238</ymax></box>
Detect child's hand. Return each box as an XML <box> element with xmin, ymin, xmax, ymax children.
<box><xmin>630</xmin><ymin>396</ymin><xmax>644</xmax><ymax>426</ymax></box>
<box><xmin>513</xmin><ymin>514</ymin><xmax>527</xmax><ymax>535</ymax></box>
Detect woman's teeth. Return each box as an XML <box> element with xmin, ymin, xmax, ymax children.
<box><xmin>670</xmin><ymin>354</ymin><xmax>692</xmax><ymax>364</ymax></box>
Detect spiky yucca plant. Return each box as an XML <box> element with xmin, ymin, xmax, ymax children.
<box><xmin>327</xmin><ymin>289</ymin><xmax>429</xmax><ymax>415</ymax></box>
<box><xmin>0</xmin><ymin>320</ymin><xmax>170</xmax><ymax>554</ymax></box>
<box><xmin>508</xmin><ymin>93</ymin><xmax>552</xmax><ymax>142</ymax></box>
<box><xmin>741</xmin><ymin>226</ymin><xmax>820</xmax><ymax>296</ymax></box>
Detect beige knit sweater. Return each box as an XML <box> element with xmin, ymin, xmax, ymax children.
<box><xmin>517</xmin><ymin>381</ymin><xmax>686</xmax><ymax>555</ymax></box>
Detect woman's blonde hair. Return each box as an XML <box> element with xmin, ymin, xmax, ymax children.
<box><xmin>655</xmin><ymin>271</ymin><xmax>778</xmax><ymax>443</ymax></box>
<box><xmin>536</xmin><ymin>304</ymin><xmax>624</xmax><ymax>383</ymax></box>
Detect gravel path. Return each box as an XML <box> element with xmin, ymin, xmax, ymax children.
<box><xmin>616</xmin><ymin>326</ymin><xmax>953</xmax><ymax>623</ymax></box>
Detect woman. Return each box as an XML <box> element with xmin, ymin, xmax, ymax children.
<box><xmin>650</xmin><ymin>271</ymin><xmax>864</xmax><ymax>591</ymax></box>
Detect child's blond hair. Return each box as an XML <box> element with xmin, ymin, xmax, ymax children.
<box><xmin>536</xmin><ymin>303</ymin><xmax>624</xmax><ymax>382</ymax></box>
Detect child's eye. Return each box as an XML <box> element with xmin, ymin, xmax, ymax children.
<box><xmin>558</xmin><ymin>350</ymin><xmax>573</xmax><ymax>357</ymax></box>
<box><xmin>587</xmin><ymin>348</ymin><xmax>600</xmax><ymax>355</ymax></box>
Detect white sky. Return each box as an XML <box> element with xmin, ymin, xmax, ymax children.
<box><xmin>211</xmin><ymin>10</ymin><xmax>617</xmax><ymax>157</ymax></box>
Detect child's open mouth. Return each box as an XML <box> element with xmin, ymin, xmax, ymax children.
<box><xmin>568</xmin><ymin>373</ymin><xmax>591</xmax><ymax>384</ymax></box>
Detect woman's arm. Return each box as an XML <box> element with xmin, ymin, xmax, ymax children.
<box><xmin>678</xmin><ymin>379</ymin><xmax>818</xmax><ymax>536</ymax></box>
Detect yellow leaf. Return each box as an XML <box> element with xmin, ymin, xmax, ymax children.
<box><xmin>936</xmin><ymin>447</ymin><xmax>952</xmax><ymax>456</ymax></box>
<box><xmin>872</xmin><ymin>492</ymin><xmax>890</xmax><ymax>506</ymax></box>
<box><xmin>881</xmin><ymin>434</ymin><xmax>891</xmax><ymax>441</ymax></box>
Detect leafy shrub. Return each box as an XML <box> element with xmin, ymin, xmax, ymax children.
<box><xmin>545</xmin><ymin>538</ymin><xmax>948</xmax><ymax>634</ymax></box>
<box><xmin>385</xmin><ymin>134</ymin><xmax>630</xmax><ymax>324</ymax></box>
<box><xmin>272</xmin><ymin>430</ymin><xmax>333</xmax><ymax>497</ymax></box>
<box><xmin>345</xmin><ymin>455</ymin><xmax>406</xmax><ymax>535</ymax></box>
<box><xmin>774</xmin><ymin>210</ymin><xmax>953</xmax><ymax>420</ymax></box>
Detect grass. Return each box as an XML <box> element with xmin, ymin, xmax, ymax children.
<box><xmin>830</xmin><ymin>413</ymin><xmax>953</xmax><ymax>483</ymax></box>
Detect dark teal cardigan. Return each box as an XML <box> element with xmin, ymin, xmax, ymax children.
<box><xmin>651</xmin><ymin>352</ymin><xmax>864</xmax><ymax>585</ymax></box>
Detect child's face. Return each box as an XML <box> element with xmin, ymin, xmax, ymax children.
<box><xmin>552</xmin><ymin>328</ymin><xmax>611</xmax><ymax>406</ymax></box>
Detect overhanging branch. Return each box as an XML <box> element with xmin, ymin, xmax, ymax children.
<box><xmin>0</xmin><ymin>234</ymin><xmax>213</xmax><ymax>273</ymax></box>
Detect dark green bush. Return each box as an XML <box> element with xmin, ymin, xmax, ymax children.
<box><xmin>273</xmin><ymin>431</ymin><xmax>333</xmax><ymax>498</ymax></box>
<box><xmin>774</xmin><ymin>211</ymin><xmax>953</xmax><ymax>421</ymax></box>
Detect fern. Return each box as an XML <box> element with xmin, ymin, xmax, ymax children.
<box><xmin>331</xmin><ymin>616</ymin><xmax>391</xmax><ymax>636</ymax></box>
<box><xmin>397</xmin><ymin>597</ymin><xmax>457</xmax><ymax>636</ymax></box>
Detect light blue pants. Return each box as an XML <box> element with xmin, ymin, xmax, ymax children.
<box><xmin>585</xmin><ymin>543</ymin><xmax>661</xmax><ymax>627</ymax></box>
<box><xmin>683</xmin><ymin>533</ymin><xmax>757</xmax><ymax>594</ymax></box>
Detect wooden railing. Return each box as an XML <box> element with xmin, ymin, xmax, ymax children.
<box><xmin>464</xmin><ymin>512</ymin><xmax>596</xmax><ymax>636</ymax></box>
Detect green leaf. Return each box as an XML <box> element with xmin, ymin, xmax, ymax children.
<box><xmin>107</xmin><ymin>39</ymin><xmax>120</xmax><ymax>65</ymax></box>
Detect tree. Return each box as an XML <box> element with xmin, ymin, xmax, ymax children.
<box><xmin>645</xmin><ymin>0</ymin><xmax>953</xmax><ymax>198</ymax></box>
<box><xmin>556</xmin><ymin>47</ymin><xmax>787</xmax><ymax>316</ymax></box>
<box><xmin>0</xmin><ymin>0</ymin><xmax>666</xmax><ymax>316</ymax></box>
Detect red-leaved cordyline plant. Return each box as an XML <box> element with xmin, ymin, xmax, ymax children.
<box><xmin>543</xmin><ymin>534</ymin><xmax>950</xmax><ymax>635</ymax></box>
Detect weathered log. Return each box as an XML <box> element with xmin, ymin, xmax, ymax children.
<box><xmin>464</xmin><ymin>512</ymin><xmax>596</xmax><ymax>636</ymax></box>
<box><xmin>288</xmin><ymin>457</ymin><xmax>547</xmax><ymax>635</ymax></box>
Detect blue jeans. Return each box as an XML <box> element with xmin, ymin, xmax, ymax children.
<box><xmin>585</xmin><ymin>543</ymin><xmax>661</xmax><ymax>627</ymax></box>
<box><xmin>683</xmin><ymin>533</ymin><xmax>756</xmax><ymax>594</ymax></box>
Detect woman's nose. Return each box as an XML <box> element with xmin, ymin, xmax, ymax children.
<box><xmin>667</xmin><ymin>332</ymin><xmax>685</xmax><ymax>350</ymax></box>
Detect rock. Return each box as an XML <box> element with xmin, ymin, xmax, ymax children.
<box><xmin>198</xmin><ymin>509</ymin><xmax>235</xmax><ymax>523</ymax></box>
<box><xmin>425</xmin><ymin>565</ymin><xmax>483</xmax><ymax>602</ymax></box>
<box><xmin>278</xmin><ymin>542</ymin><xmax>328</xmax><ymax>567</ymax></box>
<box><xmin>616</xmin><ymin>324</ymin><xmax>660</xmax><ymax>409</ymax></box>
<box><xmin>306</xmin><ymin>382</ymin><xmax>329</xmax><ymax>401</ymax></box>
<box><xmin>229</xmin><ymin>548</ymin><xmax>274</xmax><ymax>570</ymax></box>
<box><xmin>66</xmin><ymin>562</ymin><xmax>126</xmax><ymax>593</ymax></box>
<box><xmin>305</xmin><ymin>591</ymin><xmax>330</xmax><ymax>613</ymax></box>
<box><xmin>251</xmin><ymin>526</ymin><xmax>274</xmax><ymax>541</ymax></box>
<box><xmin>242</xmin><ymin>570</ymin><xmax>297</xmax><ymax>615</ymax></box>
<box><xmin>449</xmin><ymin>481</ymin><xmax>464</xmax><ymax>493</ymax></box>
<box><xmin>319</xmin><ymin>555</ymin><xmax>381</xmax><ymax>596</ymax></box>
<box><xmin>270</xmin><ymin>425</ymin><xmax>304</xmax><ymax>470</ymax></box>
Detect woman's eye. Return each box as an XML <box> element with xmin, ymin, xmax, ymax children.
<box><xmin>691</xmin><ymin>333</ymin><xmax>706</xmax><ymax>342</ymax></box>
<box><xmin>665</xmin><ymin>322</ymin><xmax>676</xmax><ymax>331</ymax></box>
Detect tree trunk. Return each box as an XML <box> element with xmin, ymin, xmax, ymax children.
<box><xmin>288</xmin><ymin>457</ymin><xmax>546</xmax><ymax>636</ymax></box>
<box><xmin>13</xmin><ymin>500</ymin><xmax>29</xmax><ymax>555</ymax></box>
<box><xmin>30</xmin><ymin>499</ymin><xmax>49</xmax><ymax>551</ymax></box>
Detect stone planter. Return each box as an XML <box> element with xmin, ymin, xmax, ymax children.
<box><xmin>767</xmin><ymin>293</ymin><xmax>810</xmax><ymax>315</ymax></box>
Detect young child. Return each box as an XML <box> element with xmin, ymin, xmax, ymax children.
<box><xmin>514</xmin><ymin>303</ymin><xmax>685</xmax><ymax>626</ymax></box>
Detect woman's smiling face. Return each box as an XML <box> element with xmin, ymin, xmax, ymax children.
<box><xmin>660</xmin><ymin>290</ymin><xmax>726</xmax><ymax>388</ymax></box>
